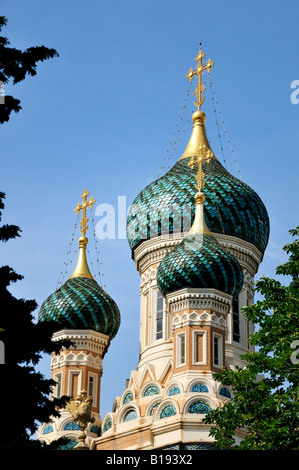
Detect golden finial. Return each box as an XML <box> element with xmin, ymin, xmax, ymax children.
<box><xmin>180</xmin><ymin>46</ymin><xmax>216</xmax><ymax>160</ymax></box>
<box><xmin>187</xmin><ymin>146</ymin><xmax>213</xmax><ymax>235</ymax></box>
<box><xmin>187</xmin><ymin>144</ymin><xmax>214</xmax><ymax>192</ymax></box>
<box><xmin>74</xmin><ymin>189</ymin><xmax>96</xmax><ymax>237</ymax></box>
<box><xmin>69</xmin><ymin>189</ymin><xmax>96</xmax><ymax>280</ymax></box>
<box><xmin>186</xmin><ymin>45</ymin><xmax>214</xmax><ymax>111</ymax></box>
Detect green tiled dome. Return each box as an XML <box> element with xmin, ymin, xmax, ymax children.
<box><xmin>38</xmin><ymin>276</ymin><xmax>120</xmax><ymax>339</ymax></box>
<box><xmin>127</xmin><ymin>157</ymin><xmax>269</xmax><ymax>255</ymax></box>
<box><xmin>157</xmin><ymin>231</ymin><xmax>243</xmax><ymax>298</ymax></box>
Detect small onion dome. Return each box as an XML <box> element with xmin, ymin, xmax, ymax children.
<box><xmin>38</xmin><ymin>236</ymin><xmax>120</xmax><ymax>339</ymax></box>
<box><xmin>156</xmin><ymin>192</ymin><xmax>243</xmax><ymax>298</ymax></box>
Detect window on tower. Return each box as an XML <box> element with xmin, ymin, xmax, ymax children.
<box><xmin>232</xmin><ymin>296</ymin><xmax>240</xmax><ymax>342</ymax></box>
<box><xmin>213</xmin><ymin>333</ymin><xmax>223</xmax><ymax>368</ymax></box>
<box><xmin>88</xmin><ymin>376</ymin><xmax>93</xmax><ymax>397</ymax></box>
<box><xmin>156</xmin><ymin>291</ymin><xmax>164</xmax><ymax>340</ymax></box>
<box><xmin>88</xmin><ymin>376</ymin><xmax>94</xmax><ymax>404</ymax></box>
<box><xmin>176</xmin><ymin>332</ymin><xmax>186</xmax><ymax>367</ymax></box>
<box><xmin>54</xmin><ymin>373</ymin><xmax>62</xmax><ymax>398</ymax></box>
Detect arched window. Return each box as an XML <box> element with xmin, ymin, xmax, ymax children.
<box><xmin>149</xmin><ymin>401</ymin><xmax>161</xmax><ymax>416</ymax></box>
<box><xmin>122</xmin><ymin>391</ymin><xmax>134</xmax><ymax>404</ymax></box>
<box><xmin>168</xmin><ymin>385</ymin><xmax>181</xmax><ymax>396</ymax></box>
<box><xmin>188</xmin><ymin>401</ymin><xmax>211</xmax><ymax>414</ymax></box>
<box><xmin>63</xmin><ymin>421</ymin><xmax>80</xmax><ymax>431</ymax></box>
<box><xmin>123</xmin><ymin>409</ymin><xmax>138</xmax><ymax>422</ymax></box>
<box><xmin>90</xmin><ymin>424</ymin><xmax>101</xmax><ymax>436</ymax></box>
<box><xmin>59</xmin><ymin>439</ymin><xmax>78</xmax><ymax>450</ymax></box>
<box><xmin>191</xmin><ymin>383</ymin><xmax>209</xmax><ymax>393</ymax></box>
<box><xmin>103</xmin><ymin>417</ymin><xmax>112</xmax><ymax>433</ymax></box>
<box><xmin>142</xmin><ymin>384</ymin><xmax>160</xmax><ymax>397</ymax></box>
<box><xmin>219</xmin><ymin>387</ymin><xmax>231</xmax><ymax>398</ymax></box>
<box><xmin>160</xmin><ymin>404</ymin><xmax>177</xmax><ymax>419</ymax></box>
<box><xmin>42</xmin><ymin>424</ymin><xmax>53</xmax><ymax>435</ymax></box>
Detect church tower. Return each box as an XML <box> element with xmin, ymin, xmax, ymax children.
<box><xmin>94</xmin><ymin>47</ymin><xmax>270</xmax><ymax>450</ymax></box>
<box><xmin>36</xmin><ymin>190</ymin><xmax>121</xmax><ymax>449</ymax></box>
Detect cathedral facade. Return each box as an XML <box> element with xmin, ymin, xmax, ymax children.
<box><xmin>36</xmin><ymin>48</ymin><xmax>269</xmax><ymax>450</ymax></box>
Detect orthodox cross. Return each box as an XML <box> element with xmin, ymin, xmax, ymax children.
<box><xmin>188</xmin><ymin>144</ymin><xmax>214</xmax><ymax>192</ymax></box>
<box><xmin>186</xmin><ymin>46</ymin><xmax>214</xmax><ymax>110</ymax></box>
<box><xmin>74</xmin><ymin>189</ymin><xmax>96</xmax><ymax>237</ymax></box>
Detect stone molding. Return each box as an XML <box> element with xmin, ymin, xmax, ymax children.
<box><xmin>134</xmin><ymin>232</ymin><xmax>262</xmax><ymax>277</ymax></box>
<box><xmin>172</xmin><ymin>310</ymin><xmax>226</xmax><ymax>331</ymax></box>
<box><xmin>166</xmin><ymin>288</ymin><xmax>232</xmax><ymax>315</ymax></box>
<box><xmin>52</xmin><ymin>329</ymin><xmax>110</xmax><ymax>356</ymax></box>
<box><xmin>51</xmin><ymin>350</ymin><xmax>103</xmax><ymax>372</ymax></box>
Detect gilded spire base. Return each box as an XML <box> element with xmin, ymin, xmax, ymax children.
<box><xmin>69</xmin><ymin>236</ymin><xmax>94</xmax><ymax>280</ymax></box>
<box><xmin>189</xmin><ymin>191</ymin><xmax>211</xmax><ymax>235</ymax></box>
<box><xmin>180</xmin><ymin>111</ymin><xmax>215</xmax><ymax>160</ymax></box>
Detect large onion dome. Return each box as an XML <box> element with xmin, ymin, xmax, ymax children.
<box><xmin>157</xmin><ymin>191</ymin><xmax>243</xmax><ymax>298</ymax></box>
<box><xmin>127</xmin><ymin>110</ymin><xmax>270</xmax><ymax>256</ymax></box>
<box><xmin>38</xmin><ymin>191</ymin><xmax>120</xmax><ymax>339</ymax></box>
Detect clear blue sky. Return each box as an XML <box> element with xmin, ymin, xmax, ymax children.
<box><xmin>1</xmin><ymin>0</ymin><xmax>298</xmax><ymax>420</ymax></box>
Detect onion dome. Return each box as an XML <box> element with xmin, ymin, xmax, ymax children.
<box><xmin>156</xmin><ymin>191</ymin><xmax>243</xmax><ymax>298</ymax></box>
<box><xmin>127</xmin><ymin>48</ymin><xmax>269</xmax><ymax>257</ymax></box>
<box><xmin>38</xmin><ymin>190</ymin><xmax>120</xmax><ymax>339</ymax></box>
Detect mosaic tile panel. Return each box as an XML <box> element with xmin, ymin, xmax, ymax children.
<box><xmin>42</xmin><ymin>424</ymin><xmax>53</xmax><ymax>435</ymax></box>
<box><xmin>64</xmin><ymin>421</ymin><xmax>80</xmax><ymax>431</ymax></box>
<box><xmin>38</xmin><ymin>276</ymin><xmax>120</xmax><ymax>339</ymax></box>
<box><xmin>149</xmin><ymin>401</ymin><xmax>161</xmax><ymax>416</ymax></box>
<box><xmin>90</xmin><ymin>424</ymin><xmax>101</xmax><ymax>436</ymax></box>
<box><xmin>103</xmin><ymin>418</ymin><xmax>112</xmax><ymax>433</ymax></box>
<box><xmin>219</xmin><ymin>387</ymin><xmax>231</xmax><ymax>398</ymax></box>
<box><xmin>191</xmin><ymin>383</ymin><xmax>209</xmax><ymax>393</ymax></box>
<box><xmin>123</xmin><ymin>392</ymin><xmax>134</xmax><ymax>404</ymax></box>
<box><xmin>168</xmin><ymin>386</ymin><xmax>181</xmax><ymax>396</ymax></box>
<box><xmin>160</xmin><ymin>404</ymin><xmax>177</xmax><ymax>419</ymax></box>
<box><xmin>59</xmin><ymin>439</ymin><xmax>78</xmax><ymax>450</ymax></box>
<box><xmin>142</xmin><ymin>385</ymin><xmax>160</xmax><ymax>397</ymax></box>
<box><xmin>127</xmin><ymin>157</ymin><xmax>269</xmax><ymax>255</ymax></box>
<box><xmin>188</xmin><ymin>401</ymin><xmax>211</xmax><ymax>414</ymax></box>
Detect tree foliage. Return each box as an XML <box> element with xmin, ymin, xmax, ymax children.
<box><xmin>203</xmin><ymin>227</ymin><xmax>299</xmax><ymax>450</ymax></box>
<box><xmin>0</xmin><ymin>16</ymin><xmax>59</xmax><ymax>124</ymax></box>
<box><xmin>0</xmin><ymin>197</ymin><xmax>70</xmax><ymax>449</ymax></box>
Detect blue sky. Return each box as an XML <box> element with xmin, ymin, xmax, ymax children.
<box><xmin>1</xmin><ymin>0</ymin><xmax>298</xmax><ymax>420</ymax></box>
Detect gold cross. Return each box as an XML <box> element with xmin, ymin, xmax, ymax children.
<box><xmin>186</xmin><ymin>47</ymin><xmax>214</xmax><ymax>110</ymax></box>
<box><xmin>74</xmin><ymin>189</ymin><xmax>96</xmax><ymax>237</ymax></box>
<box><xmin>188</xmin><ymin>144</ymin><xmax>214</xmax><ymax>192</ymax></box>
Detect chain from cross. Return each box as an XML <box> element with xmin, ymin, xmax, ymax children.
<box><xmin>188</xmin><ymin>145</ymin><xmax>214</xmax><ymax>192</ymax></box>
<box><xmin>186</xmin><ymin>48</ymin><xmax>214</xmax><ymax>110</ymax></box>
<box><xmin>74</xmin><ymin>189</ymin><xmax>96</xmax><ymax>237</ymax></box>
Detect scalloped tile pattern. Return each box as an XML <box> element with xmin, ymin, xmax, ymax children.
<box><xmin>38</xmin><ymin>276</ymin><xmax>120</xmax><ymax>339</ymax></box>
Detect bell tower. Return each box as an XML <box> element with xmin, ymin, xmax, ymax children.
<box><xmin>36</xmin><ymin>190</ymin><xmax>121</xmax><ymax>449</ymax></box>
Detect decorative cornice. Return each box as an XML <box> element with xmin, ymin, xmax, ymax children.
<box><xmin>52</xmin><ymin>329</ymin><xmax>110</xmax><ymax>356</ymax></box>
<box><xmin>51</xmin><ymin>350</ymin><xmax>103</xmax><ymax>372</ymax></box>
<box><xmin>172</xmin><ymin>310</ymin><xmax>226</xmax><ymax>330</ymax></box>
<box><xmin>166</xmin><ymin>288</ymin><xmax>232</xmax><ymax>315</ymax></box>
<box><xmin>214</xmin><ymin>233</ymin><xmax>262</xmax><ymax>276</ymax></box>
<box><xmin>134</xmin><ymin>232</ymin><xmax>262</xmax><ymax>277</ymax></box>
<box><xmin>134</xmin><ymin>233</ymin><xmax>184</xmax><ymax>273</ymax></box>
